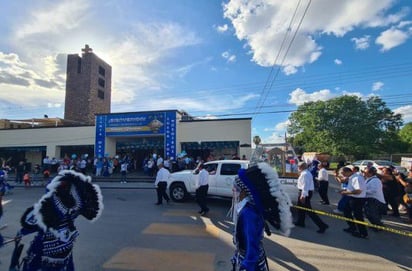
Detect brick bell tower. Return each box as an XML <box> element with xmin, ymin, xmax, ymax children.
<box><xmin>64</xmin><ymin>45</ymin><xmax>112</xmax><ymax>125</ymax></box>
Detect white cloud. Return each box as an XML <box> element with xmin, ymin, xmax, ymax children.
<box><xmin>262</xmin><ymin>120</ymin><xmax>290</xmax><ymax>143</ymax></box>
<box><xmin>288</xmin><ymin>88</ymin><xmax>335</xmax><ymax>106</ymax></box>
<box><xmin>351</xmin><ymin>35</ymin><xmax>371</xmax><ymax>50</ymax></box>
<box><xmin>47</xmin><ymin>103</ymin><xmax>62</xmax><ymax>108</ymax></box>
<box><xmin>376</xmin><ymin>27</ymin><xmax>410</xmax><ymax>51</ymax></box>
<box><xmin>334</xmin><ymin>59</ymin><xmax>343</xmax><ymax>65</ymax></box>
<box><xmin>3</xmin><ymin>2</ymin><xmax>203</xmax><ymax>112</ymax></box>
<box><xmin>222</xmin><ymin>51</ymin><xmax>236</xmax><ymax>63</ymax></box>
<box><xmin>342</xmin><ymin>90</ymin><xmax>364</xmax><ymax>98</ymax></box>
<box><xmin>223</xmin><ymin>0</ymin><xmax>398</xmax><ymax>74</ymax></box>
<box><xmin>275</xmin><ymin>120</ymin><xmax>290</xmax><ymax>131</ymax></box>
<box><xmin>128</xmin><ymin>93</ymin><xmax>258</xmax><ymax>114</ymax></box>
<box><xmin>262</xmin><ymin>132</ymin><xmax>288</xmax><ymax>144</ymax></box>
<box><xmin>372</xmin><ymin>81</ymin><xmax>384</xmax><ymax>91</ymax></box>
<box><xmin>15</xmin><ymin>0</ymin><xmax>90</xmax><ymax>40</ymax></box>
<box><xmin>394</xmin><ymin>105</ymin><xmax>412</xmax><ymax>123</ymax></box>
<box><xmin>397</xmin><ymin>20</ymin><xmax>412</xmax><ymax>28</ymax></box>
<box><xmin>262</xmin><ymin>120</ymin><xmax>290</xmax><ymax>133</ymax></box>
<box><xmin>216</xmin><ymin>24</ymin><xmax>229</xmax><ymax>33</ymax></box>
<box><xmin>283</xmin><ymin>65</ymin><xmax>298</xmax><ymax>75</ymax></box>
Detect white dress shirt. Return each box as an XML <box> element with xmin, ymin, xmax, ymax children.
<box><xmin>297</xmin><ymin>169</ymin><xmax>314</xmax><ymax>197</ymax></box>
<box><xmin>346</xmin><ymin>173</ymin><xmax>366</xmax><ymax>198</ymax></box>
<box><xmin>317</xmin><ymin>168</ymin><xmax>329</xmax><ymax>181</ymax></box>
<box><xmin>365</xmin><ymin>176</ymin><xmax>386</xmax><ymax>204</ymax></box>
<box><xmin>197</xmin><ymin>168</ymin><xmax>209</xmax><ymax>187</ymax></box>
<box><xmin>155</xmin><ymin>167</ymin><xmax>170</xmax><ymax>185</ymax></box>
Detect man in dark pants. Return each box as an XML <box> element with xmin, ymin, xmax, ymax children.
<box><xmin>295</xmin><ymin>162</ymin><xmax>329</xmax><ymax>233</ymax></box>
<box><xmin>340</xmin><ymin>166</ymin><xmax>368</xmax><ymax>238</ymax></box>
<box><xmin>154</xmin><ymin>163</ymin><xmax>170</xmax><ymax>205</ymax></box>
<box><xmin>317</xmin><ymin>163</ymin><xmax>330</xmax><ymax>205</ymax></box>
<box><xmin>196</xmin><ymin>163</ymin><xmax>209</xmax><ymax>215</ymax></box>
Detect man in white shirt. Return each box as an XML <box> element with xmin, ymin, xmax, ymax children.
<box><xmin>196</xmin><ymin>163</ymin><xmax>210</xmax><ymax>215</ymax></box>
<box><xmin>295</xmin><ymin>162</ymin><xmax>328</xmax><ymax>233</ymax></box>
<box><xmin>317</xmin><ymin>163</ymin><xmax>330</xmax><ymax>205</ymax></box>
<box><xmin>340</xmin><ymin>166</ymin><xmax>368</xmax><ymax>238</ymax></box>
<box><xmin>364</xmin><ymin>167</ymin><xmax>386</xmax><ymax>229</ymax></box>
<box><xmin>154</xmin><ymin>163</ymin><xmax>170</xmax><ymax>205</ymax></box>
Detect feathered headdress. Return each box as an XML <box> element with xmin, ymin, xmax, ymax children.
<box><xmin>21</xmin><ymin>170</ymin><xmax>104</xmax><ymax>233</ymax></box>
<box><xmin>234</xmin><ymin>137</ymin><xmax>293</xmax><ymax>236</ymax></box>
<box><xmin>237</xmin><ymin>163</ymin><xmax>293</xmax><ymax>236</ymax></box>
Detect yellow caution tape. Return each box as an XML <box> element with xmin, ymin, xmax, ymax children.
<box><xmin>292</xmin><ymin>205</ymin><xmax>412</xmax><ymax>237</ymax></box>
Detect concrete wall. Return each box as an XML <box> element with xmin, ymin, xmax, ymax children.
<box><xmin>0</xmin><ymin>126</ymin><xmax>95</xmax><ymax>159</ymax></box>
<box><xmin>177</xmin><ymin>119</ymin><xmax>252</xmax><ymax>158</ymax></box>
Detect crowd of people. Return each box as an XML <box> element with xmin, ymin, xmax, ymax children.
<box><xmin>337</xmin><ymin>164</ymin><xmax>412</xmax><ymax>226</ymax></box>
<box><xmin>292</xmin><ymin>157</ymin><xmax>412</xmax><ymax>241</ymax></box>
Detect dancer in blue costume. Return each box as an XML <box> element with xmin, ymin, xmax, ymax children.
<box><xmin>11</xmin><ymin>170</ymin><xmax>103</xmax><ymax>271</ymax></box>
<box><xmin>230</xmin><ymin>142</ymin><xmax>293</xmax><ymax>271</ymax></box>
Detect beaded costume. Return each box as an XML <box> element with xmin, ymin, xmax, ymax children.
<box><xmin>15</xmin><ymin>170</ymin><xmax>103</xmax><ymax>271</ymax></box>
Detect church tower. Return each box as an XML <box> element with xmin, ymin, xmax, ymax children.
<box><xmin>64</xmin><ymin>45</ymin><xmax>112</xmax><ymax>125</ymax></box>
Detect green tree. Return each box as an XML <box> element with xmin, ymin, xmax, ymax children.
<box><xmin>399</xmin><ymin>122</ymin><xmax>412</xmax><ymax>152</ymax></box>
<box><xmin>287</xmin><ymin>95</ymin><xmax>403</xmax><ymax>158</ymax></box>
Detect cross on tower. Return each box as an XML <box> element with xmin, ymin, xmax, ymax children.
<box><xmin>81</xmin><ymin>44</ymin><xmax>93</xmax><ymax>54</ymax></box>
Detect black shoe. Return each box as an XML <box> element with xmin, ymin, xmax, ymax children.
<box><xmin>343</xmin><ymin>227</ymin><xmax>355</xmax><ymax>233</ymax></box>
<box><xmin>155</xmin><ymin>202</ymin><xmax>162</xmax><ymax>205</ymax></box>
<box><xmin>198</xmin><ymin>210</ymin><xmax>203</xmax><ymax>214</ymax></box>
<box><xmin>321</xmin><ymin>202</ymin><xmax>330</xmax><ymax>205</ymax></box>
<box><xmin>317</xmin><ymin>224</ymin><xmax>329</xmax><ymax>234</ymax></box>
<box><xmin>201</xmin><ymin>210</ymin><xmax>209</xmax><ymax>216</ymax></box>
<box><xmin>352</xmin><ymin>232</ymin><xmax>368</xmax><ymax>239</ymax></box>
<box><xmin>294</xmin><ymin>222</ymin><xmax>305</xmax><ymax>228</ymax></box>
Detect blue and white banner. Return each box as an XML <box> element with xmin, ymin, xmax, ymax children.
<box><xmin>95</xmin><ymin>111</ymin><xmax>176</xmax><ymax>159</ymax></box>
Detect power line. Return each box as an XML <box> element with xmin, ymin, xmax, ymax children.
<box><xmin>1</xmin><ymin>60</ymin><xmax>412</xmax><ymax>119</ymax></box>
<box><xmin>253</xmin><ymin>0</ymin><xmax>304</xmax><ymax>116</ymax></box>
<box><xmin>255</xmin><ymin>0</ymin><xmax>312</xmax><ymax>117</ymax></box>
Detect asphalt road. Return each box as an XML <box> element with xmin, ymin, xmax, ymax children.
<box><xmin>1</xmin><ymin>180</ymin><xmax>411</xmax><ymax>271</ymax></box>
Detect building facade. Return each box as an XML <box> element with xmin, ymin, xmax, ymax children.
<box><xmin>0</xmin><ymin>46</ymin><xmax>252</xmax><ymax>170</ymax></box>
<box><xmin>0</xmin><ymin>110</ymin><xmax>251</xmax><ymax>169</ymax></box>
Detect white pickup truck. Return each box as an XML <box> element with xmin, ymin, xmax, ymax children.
<box><xmin>167</xmin><ymin>160</ymin><xmax>298</xmax><ymax>202</ymax></box>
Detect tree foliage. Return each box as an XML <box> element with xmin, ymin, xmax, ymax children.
<box><xmin>399</xmin><ymin>122</ymin><xmax>412</xmax><ymax>152</ymax></box>
<box><xmin>287</xmin><ymin>95</ymin><xmax>403</xmax><ymax>158</ymax></box>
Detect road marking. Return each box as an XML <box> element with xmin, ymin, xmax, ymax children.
<box><xmin>103</xmin><ymin>247</ymin><xmax>215</xmax><ymax>271</ymax></box>
<box><xmin>2</xmin><ymin>199</ymin><xmax>11</xmax><ymax>205</ymax></box>
<box><xmin>143</xmin><ymin>223</ymin><xmax>220</xmax><ymax>238</ymax></box>
<box><xmin>162</xmin><ymin>209</ymin><xmax>195</xmax><ymax>216</ymax></box>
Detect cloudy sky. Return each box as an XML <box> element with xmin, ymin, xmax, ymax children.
<box><xmin>1</xmin><ymin>0</ymin><xmax>411</xmax><ymax>143</ymax></box>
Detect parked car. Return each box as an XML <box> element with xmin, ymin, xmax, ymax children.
<box><xmin>167</xmin><ymin>160</ymin><xmax>299</xmax><ymax>203</ymax></box>
<box><xmin>351</xmin><ymin>160</ymin><xmax>407</xmax><ymax>175</ymax></box>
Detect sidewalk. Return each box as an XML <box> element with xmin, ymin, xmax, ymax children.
<box><xmin>6</xmin><ymin>171</ymin><xmax>156</xmax><ymax>189</ymax></box>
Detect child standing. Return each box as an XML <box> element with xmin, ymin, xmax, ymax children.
<box><xmin>23</xmin><ymin>171</ymin><xmax>31</xmax><ymax>187</ymax></box>
<box><xmin>120</xmin><ymin>161</ymin><xmax>128</xmax><ymax>183</ymax></box>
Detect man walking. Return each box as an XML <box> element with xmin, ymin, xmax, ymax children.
<box><xmin>154</xmin><ymin>163</ymin><xmax>170</xmax><ymax>205</ymax></box>
<box><xmin>295</xmin><ymin>162</ymin><xmax>329</xmax><ymax>233</ymax></box>
<box><xmin>196</xmin><ymin>163</ymin><xmax>210</xmax><ymax>215</ymax></box>
<box><xmin>317</xmin><ymin>163</ymin><xmax>330</xmax><ymax>205</ymax></box>
<box><xmin>340</xmin><ymin>166</ymin><xmax>368</xmax><ymax>238</ymax></box>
